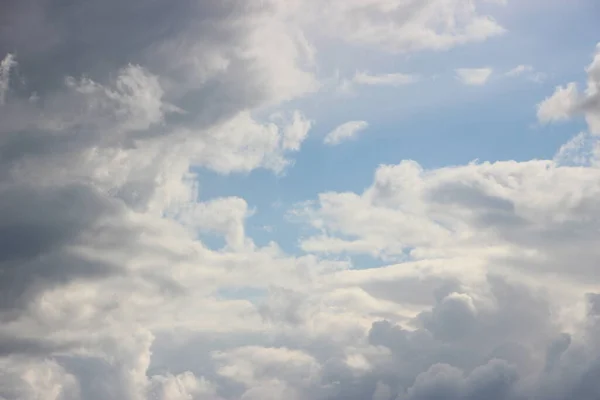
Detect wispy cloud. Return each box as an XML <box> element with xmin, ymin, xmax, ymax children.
<box><xmin>505</xmin><ymin>64</ymin><xmax>546</xmax><ymax>83</ymax></box>
<box><xmin>324</xmin><ymin>120</ymin><xmax>369</xmax><ymax>145</ymax></box>
<box><xmin>455</xmin><ymin>67</ymin><xmax>494</xmax><ymax>86</ymax></box>
<box><xmin>338</xmin><ymin>70</ymin><xmax>419</xmax><ymax>95</ymax></box>
<box><xmin>506</xmin><ymin>64</ymin><xmax>534</xmax><ymax>77</ymax></box>
<box><xmin>353</xmin><ymin>71</ymin><xmax>419</xmax><ymax>86</ymax></box>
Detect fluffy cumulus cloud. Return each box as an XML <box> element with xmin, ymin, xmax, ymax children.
<box><xmin>538</xmin><ymin>44</ymin><xmax>600</xmax><ymax>134</ymax></box>
<box><xmin>1</xmin><ymin>1</ymin><xmax>600</xmax><ymax>400</ymax></box>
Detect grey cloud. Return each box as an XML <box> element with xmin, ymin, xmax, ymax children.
<box><xmin>4</xmin><ymin>274</ymin><xmax>590</xmax><ymax>400</ymax></box>
<box><xmin>587</xmin><ymin>293</ymin><xmax>600</xmax><ymax>316</ymax></box>
<box><xmin>258</xmin><ymin>287</ymin><xmax>308</xmax><ymax>326</ymax></box>
<box><xmin>361</xmin><ymin>276</ymin><xmax>462</xmax><ymax>307</ymax></box>
<box><xmin>400</xmin><ymin>359</ymin><xmax>518</xmax><ymax>400</ymax></box>
<box><xmin>0</xmin><ymin>0</ymin><xmax>314</xmax><ymax>147</ymax></box>
<box><xmin>403</xmin><ymin>363</ymin><xmax>465</xmax><ymax>400</ymax></box>
<box><xmin>363</xmin><ymin>277</ymin><xmax>553</xmax><ymax>387</ymax></box>
<box><xmin>235</xmin><ymin>278</ymin><xmax>594</xmax><ymax>400</ymax></box>
<box><xmin>0</xmin><ymin>183</ymin><xmax>120</xmax><ymax>263</ymax></box>
<box><xmin>428</xmin><ymin>182</ymin><xmax>525</xmax><ymax>229</ymax></box>
<box><xmin>427</xmin><ymin>174</ymin><xmax>600</xmax><ymax>284</ymax></box>
<box><xmin>543</xmin><ymin>333</ymin><xmax>571</xmax><ymax>372</ymax></box>
<box><xmin>0</xmin><ymin>0</ymin><xmax>315</xmax><ymax>332</ymax></box>
<box><xmin>419</xmin><ymin>293</ymin><xmax>478</xmax><ymax>342</ymax></box>
<box><xmin>1</xmin><ymin>0</ymin><xmax>240</xmax><ymax>88</ymax></box>
<box><xmin>0</xmin><ymin>335</ymin><xmax>73</xmax><ymax>358</ymax></box>
<box><xmin>0</xmin><ymin>183</ymin><xmax>125</xmax><ymax>315</ymax></box>
<box><xmin>359</xmin><ymin>282</ymin><xmax>599</xmax><ymax>400</ymax></box>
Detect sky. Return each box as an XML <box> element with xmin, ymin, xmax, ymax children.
<box><xmin>1</xmin><ymin>1</ymin><xmax>600</xmax><ymax>400</ymax></box>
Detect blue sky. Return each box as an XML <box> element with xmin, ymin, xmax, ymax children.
<box><xmin>197</xmin><ymin>0</ymin><xmax>599</xmax><ymax>255</ymax></box>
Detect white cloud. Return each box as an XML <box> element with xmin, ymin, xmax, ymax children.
<box><xmin>505</xmin><ymin>64</ymin><xmax>546</xmax><ymax>83</ymax></box>
<box><xmin>455</xmin><ymin>68</ymin><xmax>494</xmax><ymax>86</ymax></box>
<box><xmin>294</xmin><ymin>156</ymin><xmax>600</xmax><ymax>286</ymax></box>
<box><xmin>188</xmin><ymin>110</ymin><xmax>312</xmax><ymax>174</ymax></box>
<box><xmin>0</xmin><ymin>53</ymin><xmax>16</xmax><ymax>105</ymax></box>
<box><xmin>338</xmin><ymin>71</ymin><xmax>420</xmax><ymax>95</ymax></box>
<box><xmin>148</xmin><ymin>372</ymin><xmax>217</xmax><ymax>400</ymax></box>
<box><xmin>277</xmin><ymin>110</ymin><xmax>314</xmax><ymax>151</ymax></box>
<box><xmin>537</xmin><ymin>83</ymin><xmax>579</xmax><ymax>123</ymax></box>
<box><xmin>296</xmin><ymin>0</ymin><xmax>506</xmax><ymax>53</ymax></box>
<box><xmin>213</xmin><ymin>346</ymin><xmax>321</xmax><ymax>388</ymax></box>
<box><xmin>537</xmin><ymin>43</ymin><xmax>600</xmax><ymax>134</ymax></box>
<box><xmin>324</xmin><ymin>121</ymin><xmax>369</xmax><ymax>146</ymax></box>
<box><xmin>506</xmin><ymin>64</ymin><xmax>534</xmax><ymax>77</ymax></box>
<box><xmin>171</xmin><ymin>196</ymin><xmax>253</xmax><ymax>250</ymax></box>
<box><xmin>553</xmin><ymin>132</ymin><xmax>600</xmax><ymax>167</ymax></box>
<box><xmin>353</xmin><ymin>71</ymin><xmax>420</xmax><ymax>87</ymax></box>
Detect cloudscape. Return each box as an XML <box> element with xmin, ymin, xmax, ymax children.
<box><xmin>1</xmin><ymin>1</ymin><xmax>600</xmax><ymax>399</ymax></box>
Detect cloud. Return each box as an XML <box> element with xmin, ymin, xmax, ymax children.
<box><xmin>337</xmin><ymin>71</ymin><xmax>419</xmax><ymax>95</ymax></box>
<box><xmin>0</xmin><ymin>53</ymin><xmax>16</xmax><ymax>105</ymax></box>
<box><xmin>506</xmin><ymin>64</ymin><xmax>533</xmax><ymax>77</ymax></box>
<box><xmin>295</xmin><ymin>155</ymin><xmax>600</xmax><ymax>288</ymax></box>
<box><xmin>280</xmin><ymin>111</ymin><xmax>314</xmax><ymax>151</ymax></box>
<box><xmin>324</xmin><ymin>121</ymin><xmax>369</xmax><ymax>146</ymax></box>
<box><xmin>0</xmin><ymin>1</ymin><xmax>322</xmax><ymax>397</ymax></box>
<box><xmin>353</xmin><ymin>71</ymin><xmax>420</xmax><ymax>87</ymax></box>
<box><xmin>187</xmin><ymin>110</ymin><xmax>313</xmax><ymax>174</ymax></box>
<box><xmin>148</xmin><ymin>372</ymin><xmax>217</xmax><ymax>400</ymax></box>
<box><xmin>297</xmin><ymin>0</ymin><xmax>506</xmax><ymax>53</ymax></box>
<box><xmin>1</xmin><ymin>2</ymin><xmax>600</xmax><ymax>400</ymax></box>
<box><xmin>553</xmin><ymin>132</ymin><xmax>600</xmax><ymax>167</ymax></box>
<box><xmin>455</xmin><ymin>68</ymin><xmax>494</xmax><ymax>86</ymax></box>
<box><xmin>505</xmin><ymin>64</ymin><xmax>546</xmax><ymax>83</ymax></box>
<box><xmin>537</xmin><ymin>43</ymin><xmax>600</xmax><ymax>134</ymax></box>
<box><xmin>537</xmin><ymin>83</ymin><xmax>579</xmax><ymax>123</ymax></box>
